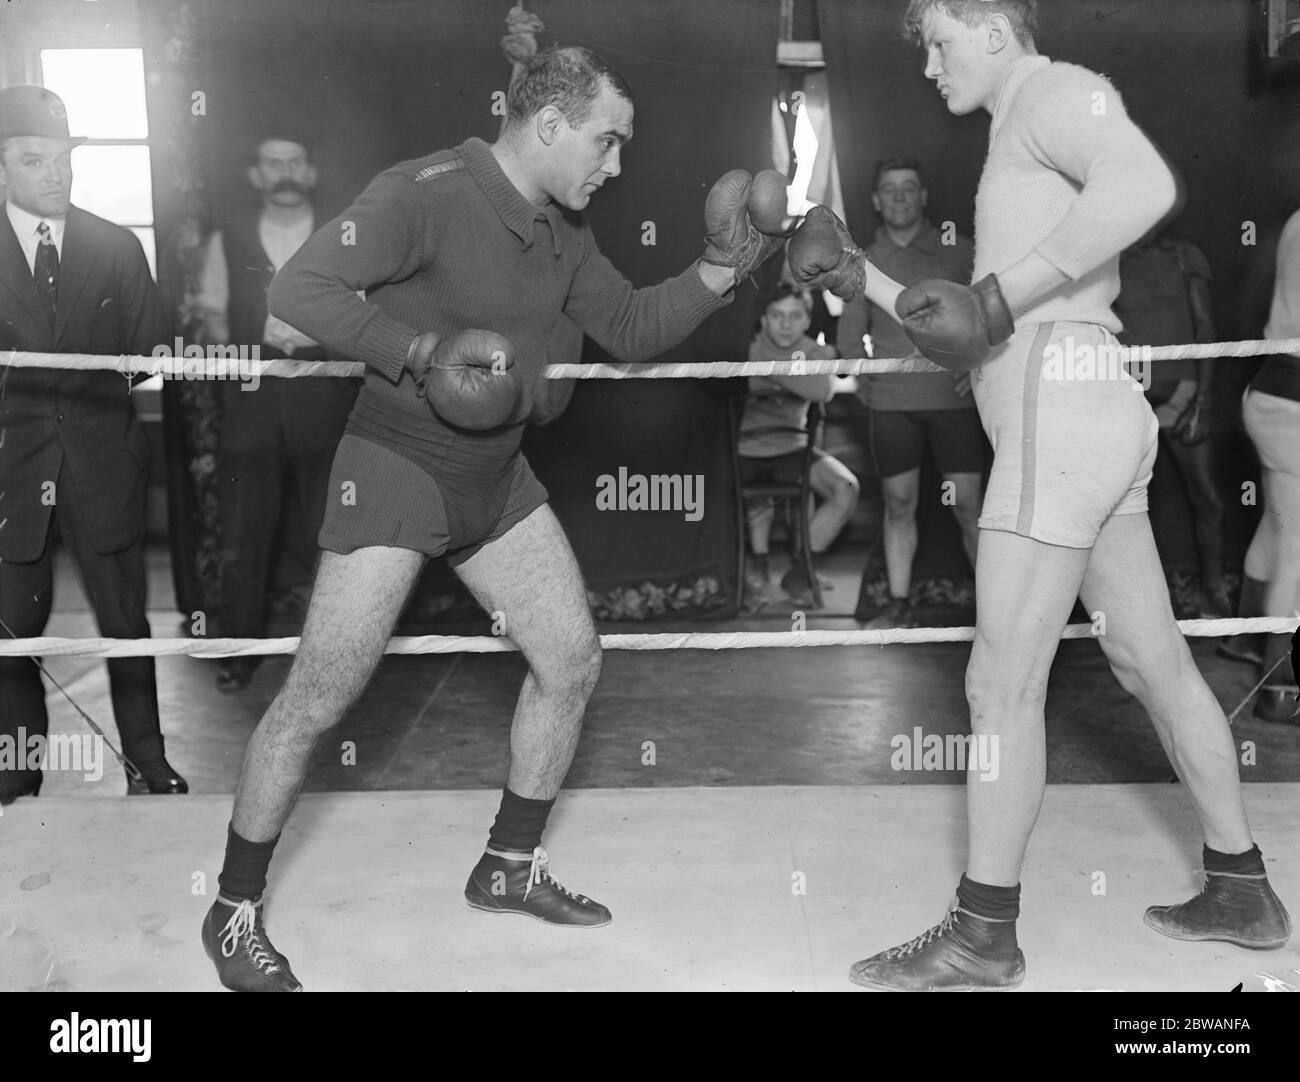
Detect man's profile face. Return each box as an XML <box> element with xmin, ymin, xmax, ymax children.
<box><xmin>873</xmin><ymin>168</ymin><xmax>926</xmax><ymax>230</ymax></box>
<box><xmin>921</xmin><ymin>8</ymin><xmax>995</xmax><ymax>116</ymax></box>
<box><xmin>0</xmin><ymin>135</ymin><xmax>74</xmax><ymax>218</ymax></box>
<box><xmin>548</xmin><ymin>80</ymin><xmax>633</xmax><ymax>212</ymax></box>
<box><xmin>761</xmin><ymin>295</ymin><xmax>811</xmax><ymax>350</ymax></box>
<box><xmin>249</xmin><ymin>139</ymin><xmax>316</xmax><ymax>206</ymax></box>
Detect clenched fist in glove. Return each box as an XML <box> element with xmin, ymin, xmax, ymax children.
<box><xmin>702</xmin><ymin>169</ymin><xmax>786</xmax><ymax>282</ymax></box>
<box><xmin>894</xmin><ymin>275</ymin><xmax>1015</xmax><ymax>373</ymax></box>
<box><xmin>787</xmin><ymin>204</ymin><xmax>868</xmax><ymax>301</ymax></box>
<box><xmin>407</xmin><ymin>329</ymin><xmax>521</xmax><ymax>430</ymax></box>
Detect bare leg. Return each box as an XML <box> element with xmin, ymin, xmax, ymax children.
<box><xmin>231</xmin><ymin>546</ymin><xmax>424</xmax><ymax>841</ymax></box>
<box><xmin>807</xmin><ymin>455</ymin><xmax>860</xmax><ymax>553</ymax></box>
<box><xmin>879</xmin><ymin>468</ymin><xmax>921</xmax><ymax>599</ymax></box>
<box><xmin>965</xmin><ymin>529</ymin><xmax>1090</xmax><ymax>885</ymax></box>
<box><xmin>943</xmin><ymin>469</ymin><xmax>983</xmax><ymax>572</ymax></box>
<box><xmin>1077</xmin><ymin>513</ymin><xmax>1252</xmax><ymax>852</ymax></box>
<box><xmin>453</xmin><ymin>505</ymin><xmax>601</xmax><ymax>800</ymax></box>
<box><xmin>1164</xmin><ymin>437</ymin><xmax>1226</xmax><ymax>592</ymax></box>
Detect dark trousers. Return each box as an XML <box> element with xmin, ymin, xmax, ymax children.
<box><xmin>218</xmin><ymin>356</ymin><xmax>357</xmax><ymax>638</ymax></box>
<box><xmin>0</xmin><ymin>456</ymin><xmax>163</xmax><ymax>792</ymax></box>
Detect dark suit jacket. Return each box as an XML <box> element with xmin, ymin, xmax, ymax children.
<box><xmin>0</xmin><ymin>205</ymin><xmax>169</xmax><ymax>561</ymax></box>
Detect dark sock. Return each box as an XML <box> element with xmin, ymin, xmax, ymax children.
<box><xmin>486</xmin><ymin>788</ymin><xmax>555</xmax><ymax>855</ymax></box>
<box><xmin>1260</xmin><ymin>632</ymin><xmax>1296</xmax><ymax>686</ymax></box>
<box><xmin>217</xmin><ymin>823</ymin><xmax>279</xmax><ymax>902</ymax></box>
<box><xmin>1237</xmin><ymin>575</ymin><xmax>1266</xmax><ymax>619</ymax></box>
<box><xmin>1204</xmin><ymin>843</ymin><xmax>1266</xmax><ymax>877</ymax></box>
<box><xmin>956</xmin><ymin>874</ymin><xmax>1021</xmax><ymax>921</ymax></box>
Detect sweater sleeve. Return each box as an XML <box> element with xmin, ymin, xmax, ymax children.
<box><xmin>561</xmin><ymin>223</ymin><xmax>730</xmax><ymax>362</ymax></box>
<box><xmin>1017</xmin><ymin>65</ymin><xmax>1178</xmax><ymax>281</ymax></box>
<box><xmin>267</xmin><ymin>170</ymin><xmax>428</xmax><ymax>382</ymax></box>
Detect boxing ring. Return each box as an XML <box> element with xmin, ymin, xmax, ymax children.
<box><xmin>1</xmin><ymin>341</ymin><xmax>1297</xmax><ymax>992</ymax></box>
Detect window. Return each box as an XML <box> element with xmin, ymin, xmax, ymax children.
<box><xmin>38</xmin><ymin>48</ymin><xmax>156</xmax><ymax>276</ymax></box>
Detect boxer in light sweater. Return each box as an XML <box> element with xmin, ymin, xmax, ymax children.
<box><xmin>790</xmin><ymin>0</ymin><xmax>1291</xmax><ymax>991</ymax></box>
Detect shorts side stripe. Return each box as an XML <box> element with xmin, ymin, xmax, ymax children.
<box><xmin>1014</xmin><ymin>322</ymin><xmax>1056</xmax><ymax>536</ymax></box>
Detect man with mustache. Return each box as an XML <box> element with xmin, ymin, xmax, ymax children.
<box><xmin>196</xmin><ymin>135</ymin><xmax>360</xmax><ymax>691</ymax></box>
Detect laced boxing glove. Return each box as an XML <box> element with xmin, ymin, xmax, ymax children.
<box><xmin>894</xmin><ymin>275</ymin><xmax>1015</xmax><ymax>373</ymax></box>
<box><xmin>701</xmin><ymin>169</ymin><xmax>785</xmax><ymax>282</ymax></box>
<box><xmin>786</xmin><ymin>204</ymin><xmax>868</xmax><ymax>301</ymax></box>
<box><xmin>407</xmin><ymin>329</ymin><xmax>521</xmax><ymax>429</ymax></box>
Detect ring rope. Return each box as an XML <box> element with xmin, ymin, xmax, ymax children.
<box><xmin>3</xmin><ymin>617</ymin><xmax>1294</xmax><ymax>658</ymax></box>
<box><xmin>2</xmin><ymin>336</ymin><xmax>1298</xmax><ymax>381</ymax></box>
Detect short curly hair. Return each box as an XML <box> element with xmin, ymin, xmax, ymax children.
<box><xmin>504</xmin><ymin>45</ymin><xmax>633</xmax><ymax>132</ymax></box>
<box><xmin>902</xmin><ymin>0</ymin><xmax>1039</xmax><ymax>48</ymax></box>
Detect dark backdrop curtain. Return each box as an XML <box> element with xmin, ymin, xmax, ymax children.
<box><xmin>143</xmin><ymin>0</ymin><xmax>781</xmax><ymax>623</ymax></box>
<box><xmin>817</xmin><ymin>0</ymin><xmax>1290</xmax><ymax>578</ymax></box>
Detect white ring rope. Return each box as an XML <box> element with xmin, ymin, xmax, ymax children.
<box><xmin>3</xmin><ymin>336</ymin><xmax>1299</xmax><ymax>381</ymax></box>
<box><xmin>2</xmin><ymin>617</ymin><xmax>1294</xmax><ymax>658</ymax></box>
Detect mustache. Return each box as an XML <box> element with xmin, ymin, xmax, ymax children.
<box><xmin>269</xmin><ymin>179</ymin><xmax>311</xmax><ymax>196</ymax></box>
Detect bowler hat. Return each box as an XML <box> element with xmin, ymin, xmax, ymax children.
<box><xmin>0</xmin><ymin>85</ymin><xmax>86</xmax><ymax>145</ymax></box>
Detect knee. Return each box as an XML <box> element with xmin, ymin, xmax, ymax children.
<box><xmin>883</xmin><ymin>494</ymin><xmax>917</xmax><ymax>522</ymax></box>
<box><xmin>534</xmin><ymin>636</ymin><xmax>602</xmax><ymax>699</ymax></box>
<box><xmin>965</xmin><ymin>656</ymin><xmax>1049</xmax><ymax>718</ymax></box>
<box><xmin>1099</xmin><ymin>637</ymin><xmax>1189</xmax><ymax>698</ymax></box>
<box><xmin>833</xmin><ymin>473</ymin><xmax>861</xmax><ymax>505</ymax></box>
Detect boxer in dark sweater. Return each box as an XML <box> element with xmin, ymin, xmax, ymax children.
<box><xmin>201</xmin><ymin>45</ymin><xmax>784</xmax><ymax>991</ymax></box>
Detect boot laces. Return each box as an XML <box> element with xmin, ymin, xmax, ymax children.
<box><xmin>524</xmin><ymin>846</ymin><xmax>587</xmax><ymax>903</ymax></box>
<box><xmin>886</xmin><ymin>909</ymin><xmax>959</xmax><ymax>959</ymax></box>
<box><xmin>220</xmin><ymin>899</ymin><xmax>282</xmax><ymax>975</ymax></box>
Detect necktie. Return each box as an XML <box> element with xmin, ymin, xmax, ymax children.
<box><xmin>34</xmin><ymin>220</ymin><xmax>59</xmax><ymax>327</ymax></box>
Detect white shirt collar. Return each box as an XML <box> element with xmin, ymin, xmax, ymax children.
<box><xmin>6</xmin><ymin>200</ymin><xmax>66</xmax><ymax>246</ymax></box>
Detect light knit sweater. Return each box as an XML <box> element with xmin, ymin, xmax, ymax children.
<box><xmin>974</xmin><ymin>55</ymin><xmax>1178</xmax><ymax>330</ymax></box>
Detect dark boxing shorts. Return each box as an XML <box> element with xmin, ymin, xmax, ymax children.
<box><xmin>319</xmin><ymin>433</ymin><xmax>549</xmax><ymax>566</ymax></box>
<box><xmin>739</xmin><ymin>446</ymin><xmax>827</xmax><ymax>487</ymax></box>
<box><xmin>868</xmin><ymin>408</ymin><xmax>989</xmax><ymax>479</ymax></box>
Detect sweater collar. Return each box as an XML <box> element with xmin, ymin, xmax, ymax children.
<box><xmin>989</xmin><ymin>54</ymin><xmax>1051</xmax><ymax>144</ymax></box>
<box><xmin>459</xmin><ymin>137</ymin><xmax>564</xmax><ymax>256</ymax></box>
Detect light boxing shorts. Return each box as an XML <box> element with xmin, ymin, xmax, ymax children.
<box><xmin>972</xmin><ymin>320</ymin><xmax>1158</xmax><ymax>549</ymax></box>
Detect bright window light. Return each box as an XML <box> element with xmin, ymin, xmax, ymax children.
<box><xmin>40</xmin><ymin>48</ymin><xmax>148</xmax><ymax>139</ymax></box>
<box><xmin>69</xmin><ymin>144</ymin><xmax>154</xmax><ymax>223</ymax></box>
<box><xmin>787</xmin><ymin>103</ymin><xmax>820</xmax><ymax>217</ymax></box>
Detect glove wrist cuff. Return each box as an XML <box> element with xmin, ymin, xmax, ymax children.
<box><xmin>974</xmin><ymin>274</ymin><xmax>1015</xmax><ymax>345</ymax></box>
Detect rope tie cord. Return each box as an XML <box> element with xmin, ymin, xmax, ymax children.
<box><xmin>4</xmin><ymin>336</ymin><xmax>1300</xmax><ymax>381</ymax></box>
<box><xmin>1</xmin><ymin>617</ymin><xmax>1295</xmax><ymax>658</ymax></box>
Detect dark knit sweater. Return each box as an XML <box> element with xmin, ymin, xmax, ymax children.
<box><xmin>268</xmin><ymin>137</ymin><xmax>729</xmax><ymax>476</ymax></box>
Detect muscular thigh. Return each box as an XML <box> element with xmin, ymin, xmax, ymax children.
<box><xmin>285</xmin><ymin>545</ymin><xmax>425</xmax><ymax>706</ymax></box>
<box><xmin>972</xmin><ymin>528</ymin><xmax>1090</xmax><ymax>693</ymax></box>
<box><xmin>453</xmin><ymin>503</ymin><xmax>598</xmax><ymax>667</ymax></box>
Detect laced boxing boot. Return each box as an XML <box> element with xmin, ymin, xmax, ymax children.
<box><xmin>849</xmin><ymin>901</ymin><xmax>1025</xmax><ymax>991</ymax></box>
<box><xmin>201</xmin><ymin>894</ymin><xmax>303</xmax><ymax>991</ymax></box>
<box><xmin>1144</xmin><ymin>872</ymin><xmax>1292</xmax><ymax>950</ymax></box>
<box><xmin>465</xmin><ymin>846</ymin><xmax>611</xmax><ymax>927</ymax></box>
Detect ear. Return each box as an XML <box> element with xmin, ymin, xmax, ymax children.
<box><xmin>247</xmin><ymin>164</ymin><xmax>263</xmax><ymax>191</ymax></box>
<box><xmin>871</xmin><ymin>192</ymin><xmax>882</xmax><ymax>214</ymax></box>
<box><xmin>536</xmin><ymin>105</ymin><xmax>564</xmax><ymax>147</ymax></box>
<box><xmin>304</xmin><ymin>163</ymin><xmax>318</xmax><ymax>189</ymax></box>
<box><xmin>920</xmin><ymin>187</ymin><xmax>929</xmax><ymax>209</ymax></box>
<box><xmin>986</xmin><ymin>13</ymin><xmax>1014</xmax><ymax>53</ymax></box>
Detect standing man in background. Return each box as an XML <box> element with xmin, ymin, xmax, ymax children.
<box><xmin>196</xmin><ymin>134</ymin><xmax>359</xmax><ymax>692</ymax></box>
<box><xmin>0</xmin><ymin>85</ymin><xmax>187</xmax><ymax>801</ymax></box>
<box><xmin>837</xmin><ymin>158</ymin><xmax>984</xmax><ymax>628</ymax></box>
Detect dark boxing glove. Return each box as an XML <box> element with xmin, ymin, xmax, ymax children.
<box><xmin>408</xmin><ymin>329</ymin><xmax>521</xmax><ymax>429</ymax></box>
<box><xmin>747</xmin><ymin>169</ymin><xmax>800</xmax><ymax>237</ymax></box>
<box><xmin>786</xmin><ymin>204</ymin><xmax>867</xmax><ymax>301</ymax></box>
<box><xmin>894</xmin><ymin>274</ymin><xmax>1015</xmax><ymax>373</ymax></box>
<box><xmin>702</xmin><ymin>169</ymin><xmax>784</xmax><ymax>282</ymax></box>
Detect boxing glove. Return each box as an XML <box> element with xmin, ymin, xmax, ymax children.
<box><xmin>787</xmin><ymin>204</ymin><xmax>867</xmax><ymax>301</ymax></box>
<box><xmin>701</xmin><ymin>169</ymin><xmax>784</xmax><ymax>282</ymax></box>
<box><xmin>747</xmin><ymin>169</ymin><xmax>799</xmax><ymax>236</ymax></box>
<box><xmin>894</xmin><ymin>275</ymin><xmax>1015</xmax><ymax>373</ymax></box>
<box><xmin>409</xmin><ymin>329</ymin><xmax>521</xmax><ymax>429</ymax></box>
